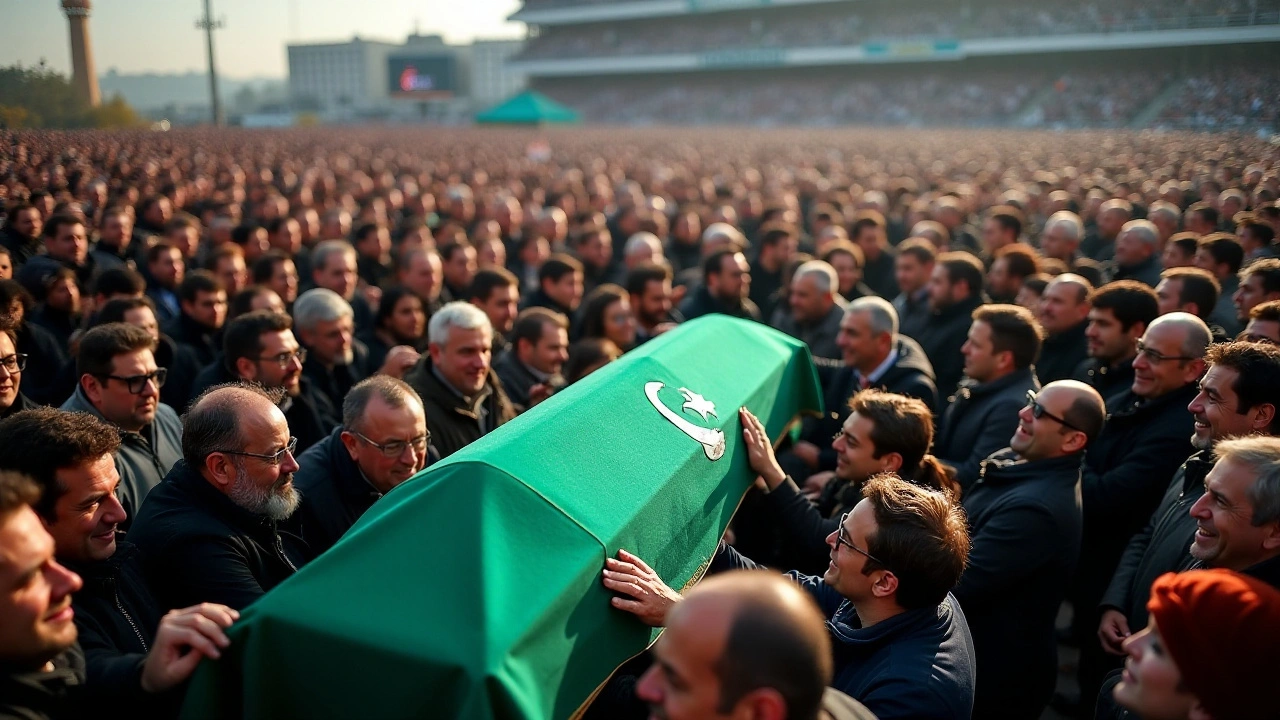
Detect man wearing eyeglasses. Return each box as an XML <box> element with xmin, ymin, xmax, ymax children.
<box><xmin>294</xmin><ymin>376</ymin><xmax>433</xmax><ymax>558</ymax></box>
<box><xmin>1065</xmin><ymin>312</ymin><xmax>1209</xmax><ymax>714</ymax></box>
<box><xmin>128</xmin><ymin>383</ymin><xmax>306</xmax><ymax>611</ymax></box>
<box><xmin>951</xmin><ymin>379</ymin><xmax>1106</xmax><ymax>719</ymax></box>
<box><xmin>61</xmin><ymin>323</ymin><xmax>183</xmax><ymax>527</ymax></box>
<box><xmin>0</xmin><ymin>327</ymin><xmax>37</xmax><ymax>421</ymax></box>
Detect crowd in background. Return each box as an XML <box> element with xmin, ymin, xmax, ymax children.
<box><xmin>2</xmin><ymin>126</ymin><xmax>1280</xmax><ymax>719</ymax></box>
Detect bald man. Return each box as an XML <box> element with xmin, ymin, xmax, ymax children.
<box><xmin>955</xmin><ymin>380</ymin><xmax>1106</xmax><ymax>719</ymax></box>
<box><xmin>129</xmin><ymin>382</ymin><xmax>306</xmax><ymax>611</ymax></box>
<box><xmin>636</xmin><ymin>571</ymin><xmax>876</xmax><ymax>720</ymax></box>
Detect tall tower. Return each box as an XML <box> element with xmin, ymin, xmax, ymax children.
<box><xmin>61</xmin><ymin>0</ymin><xmax>101</xmax><ymax>107</ymax></box>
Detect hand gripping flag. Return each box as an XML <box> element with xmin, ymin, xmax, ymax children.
<box><xmin>181</xmin><ymin>315</ymin><xmax>823</xmax><ymax>719</ymax></box>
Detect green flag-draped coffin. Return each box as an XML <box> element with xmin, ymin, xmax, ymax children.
<box><xmin>180</xmin><ymin>315</ymin><xmax>823</xmax><ymax>720</ymax></box>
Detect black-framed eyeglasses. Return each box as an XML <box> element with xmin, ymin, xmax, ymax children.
<box><xmin>0</xmin><ymin>353</ymin><xmax>27</xmax><ymax>374</ymax></box>
<box><xmin>1025</xmin><ymin>390</ymin><xmax>1084</xmax><ymax>433</ymax></box>
<box><xmin>836</xmin><ymin>512</ymin><xmax>885</xmax><ymax>567</ymax></box>
<box><xmin>98</xmin><ymin>368</ymin><xmax>167</xmax><ymax>394</ymax></box>
<box><xmin>349</xmin><ymin>430</ymin><xmax>430</xmax><ymax>459</ymax></box>
<box><xmin>217</xmin><ymin>437</ymin><xmax>298</xmax><ymax>466</ymax></box>
<box><xmin>258</xmin><ymin>348</ymin><xmax>307</xmax><ymax>368</ymax></box>
<box><xmin>1135</xmin><ymin>340</ymin><xmax>1197</xmax><ymax>364</ymax></box>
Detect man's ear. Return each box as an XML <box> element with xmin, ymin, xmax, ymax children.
<box><xmin>1251</xmin><ymin>403</ymin><xmax>1276</xmax><ymax>433</ymax></box>
<box><xmin>1063</xmin><ymin>430</ymin><xmax>1089</xmax><ymax>455</ymax></box>
<box><xmin>235</xmin><ymin>356</ymin><xmax>258</xmax><ymax>381</ymax></box>
<box><xmin>81</xmin><ymin>374</ymin><xmax>104</xmax><ymax>406</ymax></box>
<box><xmin>871</xmin><ymin>570</ymin><xmax>899</xmax><ymax>599</ymax></box>
<box><xmin>339</xmin><ymin>430</ymin><xmax>361</xmax><ymax>461</ymax></box>
<box><xmin>204</xmin><ymin>453</ymin><xmax>236</xmax><ymax>489</ymax></box>
<box><xmin>739</xmin><ymin>688</ymin><xmax>788</xmax><ymax>720</ymax></box>
<box><xmin>878</xmin><ymin>452</ymin><xmax>903</xmax><ymax>475</ymax></box>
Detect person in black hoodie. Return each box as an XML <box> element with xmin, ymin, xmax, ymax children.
<box><xmin>955</xmin><ymin>380</ymin><xmax>1106</xmax><ymax>719</ymax></box>
<box><xmin>129</xmin><ymin>384</ymin><xmax>308</xmax><ymax>611</ymax></box>
<box><xmin>294</xmin><ymin>376</ymin><xmax>433</xmax><ymax>559</ymax></box>
<box><xmin>164</xmin><ymin>271</ymin><xmax>226</xmax><ymax>368</ymax></box>
<box><xmin>1070</xmin><ymin>313</ymin><xmax>1209</xmax><ymax>707</ymax></box>
<box><xmin>1075</xmin><ymin>281</ymin><xmax>1158</xmax><ymax>402</ymax></box>
<box><xmin>916</xmin><ymin>251</ymin><xmax>986</xmax><ymax>395</ymax></box>
<box><xmin>679</xmin><ymin>248</ymin><xmax>761</xmax><ymax>322</ymax></box>
<box><xmin>0</xmin><ymin>410</ymin><xmax>237</xmax><ymax>716</ymax></box>
<box><xmin>935</xmin><ymin>304</ymin><xmax>1043</xmax><ymax>492</ymax></box>
<box><xmin>1034</xmin><ymin>274</ymin><xmax>1093</xmax><ymax>383</ymax></box>
<box><xmin>850</xmin><ymin>211</ymin><xmax>898</xmax><ymax>300</ymax></box>
<box><xmin>521</xmin><ymin>253</ymin><xmax>584</xmax><ymax>318</ymax></box>
<box><xmin>0</xmin><ymin>202</ymin><xmax>44</xmax><ymax>269</ymax></box>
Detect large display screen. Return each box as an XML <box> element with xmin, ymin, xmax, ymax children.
<box><xmin>388</xmin><ymin>56</ymin><xmax>456</xmax><ymax>98</ymax></box>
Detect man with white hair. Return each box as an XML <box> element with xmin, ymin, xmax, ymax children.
<box><xmin>293</xmin><ymin>288</ymin><xmax>417</xmax><ymax>414</ymax></box>
<box><xmin>1040</xmin><ymin>211</ymin><xmax>1105</xmax><ymax>287</ymax></box>
<box><xmin>1147</xmin><ymin>201</ymin><xmax>1182</xmax><ymax>245</ymax></box>
<box><xmin>129</xmin><ymin>383</ymin><xmax>307</xmax><ymax>610</ymax></box>
<box><xmin>771</xmin><ymin>260</ymin><xmax>845</xmax><ymax>363</ymax></box>
<box><xmin>1111</xmin><ymin>220</ymin><xmax>1163</xmax><ymax>288</ymax></box>
<box><xmin>405</xmin><ymin>301</ymin><xmax>516</xmax><ymax>459</ymax></box>
<box><xmin>623</xmin><ymin>232</ymin><xmax>666</xmax><ymax>271</ymax></box>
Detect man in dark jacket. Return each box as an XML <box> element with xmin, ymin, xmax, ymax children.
<box><xmin>295</xmin><ymin>376</ymin><xmax>431</xmax><ymax>559</ymax></box>
<box><xmin>915</xmin><ymin>251</ymin><xmax>986</xmax><ymax>394</ymax></box>
<box><xmin>679</xmin><ymin>248</ymin><xmax>761</xmax><ymax>322</ymax></box>
<box><xmin>293</xmin><ymin>288</ymin><xmax>377</xmax><ymax>413</ymax></box>
<box><xmin>1034</xmin><ymin>274</ymin><xmax>1092</xmax><ymax>383</ymax></box>
<box><xmin>850</xmin><ymin>211</ymin><xmax>898</xmax><ymax>299</ymax></box>
<box><xmin>405</xmin><ymin>302</ymin><xmax>516</xmax><ymax>459</ymax></box>
<box><xmin>1070</xmin><ymin>313</ymin><xmax>1209</xmax><ymax>705</ymax></box>
<box><xmin>0</xmin><ymin>410</ymin><xmax>237</xmax><ymax>715</ymax></box>
<box><xmin>771</xmin><ymin>260</ymin><xmax>846</xmax><ymax>364</ymax></box>
<box><xmin>955</xmin><ymin>380</ymin><xmax>1106</xmax><ymax>719</ymax></box>
<box><xmin>129</xmin><ymin>384</ymin><xmax>307</xmax><ymax>611</ymax></box>
<box><xmin>781</xmin><ymin>297</ymin><xmax>938</xmax><ymax>484</ymax></box>
<box><xmin>60</xmin><ymin>324</ymin><xmax>184</xmax><ymax>526</ymax></box>
<box><xmin>606</xmin><ymin>473</ymin><xmax>976</xmax><ymax>720</ymax></box>
<box><xmin>0</xmin><ymin>202</ymin><xmax>44</xmax><ymax>269</ymax></box>
<box><xmin>1110</xmin><ymin>220</ymin><xmax>1163</xmax><ymax>288</ymax></box>
<box><xmin>521</xmin><ymin>254</ymin><xmax>584</xmax><ymax>318</ymax></box>
<box><xmin>200</xmin><ymin>310</ymin><xmax>337</xmax><ymax>455</ymax></box>
<box><xmin>1075</xmin><ymin>281</ymin><xmax>1158</xmax><ymax>401</ymax></box>
<box><xmin>1096</xmin><ymin>341</ymin><xmax>1280</xmax><ymax>678</ymax></box>
<box><xmin>163</xmin><ymin>270</ymin><xmax>226</xmax><ymax>368</ymax></box>
<box><xmin>892</xmin><ymin>238</ymin><xmax>935</xmax><ymax>340</ymax></box>
<box><xmin>935</xmin><ymin>304</ymin><xmax>1043</xmax><ymax>492</ymax></box>
<box><xmin>494</xmin><ymin>307</ymin><xmax>568</xmax><ymax>412</ymax></box>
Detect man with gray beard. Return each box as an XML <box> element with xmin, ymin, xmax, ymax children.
<box><xmin>129</xmin><ymin>383</ymin><xmax>307</xmax><ymax>611</ymax></box>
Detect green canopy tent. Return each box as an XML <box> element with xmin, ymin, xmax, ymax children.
<box><xmin>181</xmin><ymin>316</ymin><xmax>822</xmax><ymax>720</ymax></box>
<box><xmin>475</xmin><ymin>90</ymin><xmax>581</xmax><ymax>125</ymax></box>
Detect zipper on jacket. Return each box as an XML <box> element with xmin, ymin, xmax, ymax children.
<box><xmin>115</xmin><ymin>586</ymin><xmax>149</xmax><ymax>653</ymax></box>
<box><xmin>275</xmin><ymin>533</ymin><xmax>298</xmax><ymax>573</ymax></box>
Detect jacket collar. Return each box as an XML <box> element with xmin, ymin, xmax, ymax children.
<box><xmin>416</xmin><ymin>356</ymin><xmax>500</xmax><ymax>419</ymax></box>
<box><xmin>169</xmin><ymin>460</ymin><xmax>280</xmax><ymax>536</ymax></box>
<box><xmin>978</xmin><ymin>448</ymin><xmax>1084</xmax><ymax>486</ymax></box>
<box><xmin>1106</xmin><ymin>382</ymin><xmax>1198</xmax><ymax>419</ymax></box>
<box><xmin>956</xmin><ymin>366</ymin><xmax>1037</xmax><ymax>400</ymax></box>
<box><xmin>64</xmin><ymin>386</ymin><xmax>157</xmax><ymax>446</ymax></box>
<box><xmin>320</xmin><ymin>428</ymin><xmax>384</xmax><ymax>503</ymax></box>
<box><xmin>827</xmin><ymin>594</ymin><xmax>955</xmax><ymax>648</ymax></box>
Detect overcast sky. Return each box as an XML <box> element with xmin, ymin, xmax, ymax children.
<box><xmin>1</xmin><ymin>0</ymin><xmax>525</xmax><ymax>79</ymax></box>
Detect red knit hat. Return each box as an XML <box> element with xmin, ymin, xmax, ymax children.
<box><xmin>1147</xmin><ymin>570</ymin><xmax>1280</xmax><ymax>720</ymax></box>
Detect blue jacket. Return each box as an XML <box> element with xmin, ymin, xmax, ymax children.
<box><xmin>712</xmin><ymin>544</ymin><xmax>976</xmax><ymax>720</ymax></box>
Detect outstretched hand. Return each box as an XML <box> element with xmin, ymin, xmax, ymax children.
<box><xmin>739</xmin><ymin>407</ymin><xmax>788</xmax><ymax>491</ymax></box>
<box><xmin>602</xmin><ymin>549</ymin><xmax>681</xmax><ymax>627</ymax></box>
<box><xmin>140</xmin><ymin>603</ymin><xmax>239</xmax><ymax>694</ymax></box>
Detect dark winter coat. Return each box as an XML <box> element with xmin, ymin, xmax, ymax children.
<box><xmin>1074</xmin><ymin>356</ymin><xmax>1136</xmax><ymax>402</ymax></box>
<box><xmin>678</xmin><ymin>285</ymin><xmax>762</xmax><ymax>322</ymax></box>
<box><xmin>404</xmin><ymin>357</ymin><xmax>516</xmax><ymax>459</ymax></box>
<box><xmin>1036</xmin><ymin>320</ymin><xmax>1089</xmax><ymax>384</ymax></box>
<box><xmin>913</xmin><ymin>294</ymin><xmax>984</xmax><ymax>395</ymax></box>
<box><xmin>935</xmin><ymin>366</ymin><xmax>1039</xmax><ymax>492</ymax></box>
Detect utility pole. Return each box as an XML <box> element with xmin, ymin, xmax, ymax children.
<box><xmin>196</xmin><ymin>0</ymin><xmax>224</xmax><ymax>126</ymax></box>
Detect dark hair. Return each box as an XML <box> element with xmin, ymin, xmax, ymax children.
<box><xmin>1023</xmin><ymin>274</ymin><xmax>1051</xmax><ymax>297</ymax></box>
<box><xmin>971</xmin><ymin>304</ymin><xmax>1045</xmax><ymax>369</ymax></box>
<box><xmin>1089</xmin><ymin>280</ymin><xmax>1160</xmax><ymax>332</ymax></box>
<box><xmin>849</xmin><ymin>390</ymin><xmax>955</xmax><ymax>496</ymax></box>
<box><xmin>563</xmin><ymin>338</ymin><xmax>621</xmax><ymax>384</ymax></box>
<box><xmin>703</xmin><ymin>248</ymin><xmax>742</xmax><ymax>283</ymax></box>
<box><xmin>538</xmin><ymin>254</ymin><xmax>583</xmax><ymax>286</ymax></box>
<box><xmin>252</xmin><ymin>249</ymin><xmax>292</xmax><ymax>284</ymax></box>
<box><xmin>4</xmin><ymin>203</ymin><xmax>37</xmax><ymax>227</ymax></box>
<box><xmin>77</xmin><ymin>323</ymin><xmax>157</xmax><ymax>378</ymax></box>
<box><xmin>936</xmin><ymin>252</ymin><xmax>985</xmax><ymax>297</ymax></box>
<box><xmin>1168</xmin><ymin>232</ymin><xmax>1202</xmax><ymax>260</ymax></box>
<box><xmin>229</xmin><ymin>286</ymin><xmax>276</xmax><ymax>320</ymax></box>
<box><xmin>1239</xmin><ymin>218</ymin><xmax>1276</xmax><ymax>247</ymax></box>
<box><xmin>178</xmin><ymin>270</ymin><xmax>224</xmax><ymax>304</ymax></box>
<box><xmin>993</xmin><ymin>242</ymin><xmax>1040</xmax><ymax>280</ymax></box>
<box><xmin>182</xmin><ymin>382</ymin><xmax>285</xmax><ymax>470</ymax></box>
<box><xmin>0</xmin><ymin>471</ymin><xmax>40</xmax><ymax>522</ymax></box>
<box><xmin>145</xmin><ymin>242</ymin><xmax>180</xmax><ymax>266</ymax></box>
<box><xmin>203</xmin><ymin>242</ymin><xmax>244</xmax><ymax>272</ymax></box>
<box><xmin>898</xmin><ymin>237</ymin><xmax>938</xmax><ymax>264</ymax></box>
<box><xmin>1240</xmin><ymin>258</ymin><xmax>1280</xmax><ymax>293</ymax></box>
<box><xmin>624</xmin><ymin>262</ymin><xmax>672</xmax><ymax>297</ymax></box>
<box><xmin>94</xmin><ymin>296</ymin><xmax>156</xmax><ymax>327</ymax></box>
<box><xmin>341</xmin><ymin>375</ymin><xmax>422</xmax><ymax>430</ymax></box>
<box><xmin>0</xmin><ymin>408</ymin><xmax>121</xmax><ymax>522</ymax></box>
<box><xmin>512</xmin><ymin>307</ymin><xmax>568</xmax><ymax>351</ymax></box>
<box><xmin>41</xmin><ymin>213</ymin><xmax>84</xmax><ymax>239</ymax></box>
<box><xmin>1249</xmin><ymin>300</ymin><xmax>1280</xmax><ymax>323</ymax></box>
<box><xmin>374</xmin><ymin>286</ymin><xmax>422</xmax><ymax>332</ymax></box>
<box><xmin>90</xmin><ymin>268</ymin><xmax>147</xmax><ymax>299</ymax></box>
<box><xmin>164</xmin><ymin>213</ymin><xmax>200</xmax><ymax>235</ymax></box>
<box><xmin>859</xmin><ymin>473</ymin><xmax>970</xmax><ymax>609</ymax></box>
<box><xmin>222</xmin><ymin>311</ymin><xmax>292</xmax><ymax>373</ymax></box>
<box><xmin>231</xmin><ymin>222</ymin><xmax>263</xmax><ymax>248</ymax></box>
<box><xmin>469</xmin><ymin>267</ymin><xmax>518</xmax><ymax>303</ymax></box>
<box><xmin>352</xmin><ymin>222</ymin><xmax>381</xmax><ymax>245</ymax></box>
<box><xmin>820</xmin><ymin>240</ymin><xmax>865</xmax><ymax>270</ymax></box>
<box><xmin>987</xmin><ymin>206</ymin><xmax>1024</xmax><ymax>239</ymax></box>
<box><xmin>850</xmin><ymin>209</ymin><xmax>887</xmax><ymax>243</ymax></box>
<box><xmin>1198</xmin><ymin>234</ymin><xmax>1245</xmax><ymax>275</ymax></box>
<box><xmin>1161</xmin><ymin>268</ymin><xmax>1221</xmax><ymax>321</ymax></box>
<box><xmin>1063</xmin><ymin>391</ymin><xmax>1108</xmax><ymax>445</ymax></box>
<box><xmin>438</xmin><ymin>238</ymin><xmax>473</xmax><ymax>264</ymax></box>
<box><xmin>0</xmin><ymin>279</ymin><xmax>33</xmax><ymax>316</ymax></box>
<box><xmin>579</xmin><ymin>284</ymin><xmax>629</xmax><ymax>342</ymax></box>
<box><xmin>1187</xmin><ymin>202</ymin><xmax>1220</xmax><ymax>227</ymax></box>
<box><xmin>757</xmin><ymin>223</ymin><xmax>796</xmax><ymax>250</ymax></box>
<box><xmin>1205</xmin><ymin>342</ymin><xmax>1280</xmax><ymax>434</ymax></box>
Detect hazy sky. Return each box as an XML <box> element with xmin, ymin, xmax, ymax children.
<box><xmin>1</xmin><ymin>0</ymin><xmax>525</xmax><ymax>79</ymax></box>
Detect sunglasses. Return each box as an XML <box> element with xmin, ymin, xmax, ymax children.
<box><xmin>1025</xmin><ymin>390</ymin><xmax>1083</xmax><ymax>433</ymax></box>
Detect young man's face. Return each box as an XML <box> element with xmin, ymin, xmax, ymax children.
<box><xmin>47</xmin><ymin>454</ymin><xmax>128</xmax><ymax>563</ymax></box>
<box><xmin>0</xmin><ymin>505</ymin><xmax>83</xmax><ymax>669</ymax></box>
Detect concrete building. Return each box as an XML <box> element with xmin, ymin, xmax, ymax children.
<box><xmin>287</xmin><ymin>37</ymin><xmax>399</xmax><ymax>115</ymax></box>
<box><xmin>61</xmin><ymin>0</ymin><xmax>101</xmax><ymax>107</ymax></box>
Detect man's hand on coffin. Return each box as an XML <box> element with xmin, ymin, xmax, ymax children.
<box><xmin>602</xmin><ymin>549</ymin><xmax>682</xmax><ymax>627</ymax></box>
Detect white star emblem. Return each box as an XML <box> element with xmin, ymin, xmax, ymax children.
<box><xmin>679</xmin><ymin>388</ymin><xmax>718</xmax><ymax>422</ymax></box>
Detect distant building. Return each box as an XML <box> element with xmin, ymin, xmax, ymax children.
<box><xmin>286</xmin><ymin>37</ymin><xmax>399</xmax><ymax>115</ymax></box>
<box><xmin>470</xmin><ymin>40</ymin><xmax>527</xmax><ymax>106</ymax></box>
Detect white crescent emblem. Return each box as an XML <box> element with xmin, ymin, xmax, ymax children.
<box><xmin>645</xmin><ymin>381</ymin><xmax>726</xmax><ymax>461</ymax></box>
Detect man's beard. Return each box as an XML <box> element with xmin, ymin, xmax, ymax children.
<box><xmin>228</xmin><ymin>468</ymin><xmax>300</xmax><ymax>521</ymax></box>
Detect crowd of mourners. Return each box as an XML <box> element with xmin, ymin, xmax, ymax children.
<box><xmin>1</xmin><ymin>126</ymin><xmax>1280</xmax><ymax>720</ymax></box>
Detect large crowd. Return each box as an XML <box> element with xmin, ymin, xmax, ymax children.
<box><xmin>517</xmin><ymin>0</ymin><xmax>1279</xmax><ymax>60</ymax></box>
<box><xmin>2</xmin><ymin>125</ymin><xmax>1280</xmax><ymax>719</ymax></box>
